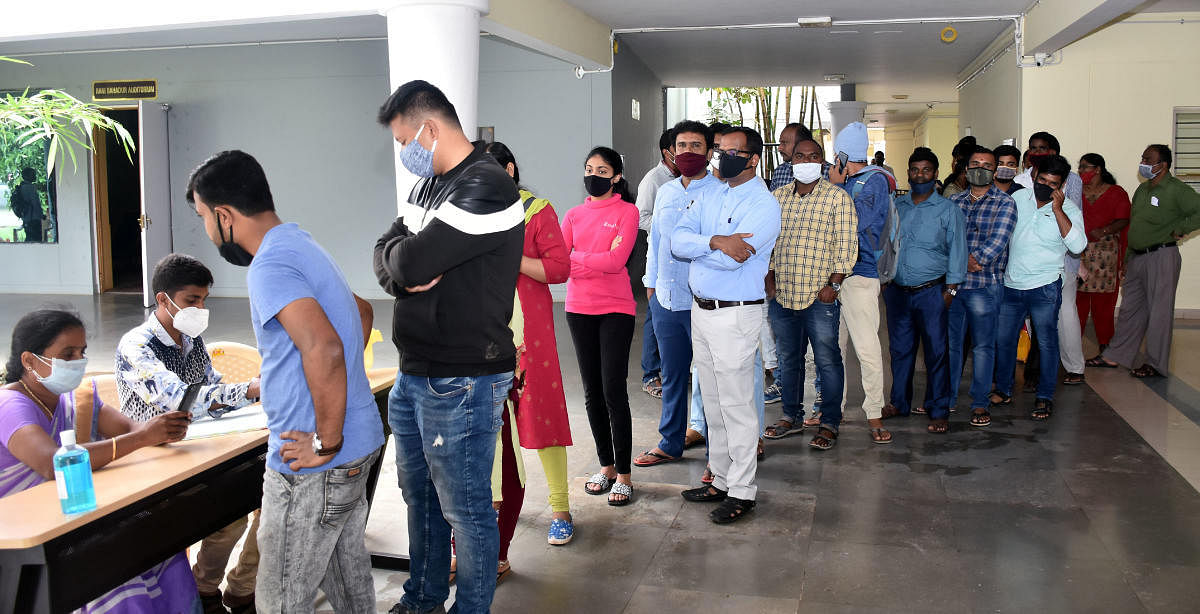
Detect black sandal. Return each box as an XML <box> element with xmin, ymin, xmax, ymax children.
<box><xmin>988</xmin><ymin>390</ymin><xmax>1012</xmax><ymax>406</ymax></box>
<box><xmin>1031</xmin><ymin>399</ymin><xmax>1053</xmax><ymax>421</ymax></box>
<box><xmin>809</xmin><ymin>427</ymin><xmax>837</xmax><ymax>451</ymax></box>
<box><xmin>710</xmin><ymin>496</ymin><xmax>756</xmax><ymax>524</ymax></box>
<box><xmin>1063</xmin><ymin>373</ymin><xmax>1085</xmax><ymax>385</ymax></box>
<box><xmin>681</xmin><ymin>485</ymin><xmax>727</xmax><ymax>503</ymax></box>
<box><xmin>969</xmin><ymin>409</ymin><xmax>991</xmax><ymax>428</ymax></box>
<box><xmin>1131</xmin><ymin>364</ymin><xmax>1165</xmax><ymax>379</ymax></box>
<box><xmin>1086</xmin><ymin>356</ymin><xmax>1118</xmax><ymax>368</ymax></box>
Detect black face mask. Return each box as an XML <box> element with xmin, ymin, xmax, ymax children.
<box><xmin>965</xmin><ymin>167</ymin><xmax>995</xmax><ymax>187</ymax></box>
<box><xmin>719</xmin><ymin>153</ymin><xmax>751</xmax><ymax>179</ymax></box>
<box><xmin>1033</xmin><ymin>182</ymin><xmax>1055</xmax><ymax>203</ymax></box>
<box><xmin>583</xmin><ymin>175</ymin><xmax>613</xmax><ymax>198</ymax></box>
<box><xmin>217</xmin><ymin>219</ymin><xmax>254</xmax><ymax>267</ymax></box>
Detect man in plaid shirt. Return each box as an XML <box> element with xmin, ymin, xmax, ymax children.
<box><xmin>762</xmin><ymin>137</ymin><xmax>858</xmax><ymax>450</ymax></box>
<box><xmin>947</xmin><ymin>146</ymin><xmax>1018</xmax><ymax>425</ymax></box>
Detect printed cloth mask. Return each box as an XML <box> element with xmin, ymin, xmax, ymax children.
<box><xmin>583</xmin><ymin>175</ymin><xmax>613</xmax><ymax>198</ymax></box>
<box><xmin>909</xmin><ymin>179</ymin><xmax>936</xmax><ymax>195</ymax></box>
<box><xmin>674</xmin><ymin>152</ymin><xmax>708</xmax><ymax>177</ymax></box>
<box><xmin>1139</xmin><ymin>163</ymin><xmax>1157</xmax><ymax>180</ymax></box>
<box><xmin>1033</xmin><ymin>182</ymin><xmax>1055</xmax><ymax>203</ymax></box>
<box><xmin>33</xmin><ymin>354</ymin><xmax>87</xmax><ymax>395</ymax></box>
<box><xmin>166</xmin><ymin>294</ymin><xmax>210</xmax><ymax>338</ymax></box>
<box><xmin>719</xmin><ymin>153</ymin><xmax>751</xmax><ymax>179</ymax></box>
<box><xmin>400</xmin><ymin>124</ymin><xmax>437</xmax><ymax>178</ymax></box>
<box><xmin>965</xmin><ymin>167</ymin><xmax>995</xmax><ymax>187</ymax></box>
<box><xmin>792</xmin><ymin>162</ymin><xmax>822</xmax><ymax>184</ymax></box>
<box><xmin>995</xmin><ymin>166</ymin><xmax>1018</xmax><ymax>181</ymax></box>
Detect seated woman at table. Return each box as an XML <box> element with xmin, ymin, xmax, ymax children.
<box><xmin>1</xmin><ymin>308</ymin><xmax>199</xmax><ymax>614</ymax></box>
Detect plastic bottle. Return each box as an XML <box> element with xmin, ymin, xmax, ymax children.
<box><xmin>53</xmin><ymin>430</ymin><xmax>97</xmax><ymax>514</ymax></box>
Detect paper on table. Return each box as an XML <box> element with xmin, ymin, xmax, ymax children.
<box><xmin>185</xmin><ymin>404</ymin><xmax>268</xmax><ymax>440</ymax></box>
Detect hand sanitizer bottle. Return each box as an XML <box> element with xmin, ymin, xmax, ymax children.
<box><xmin>53</xmin><ymin>430</ymin><xmax>97</xmax><ymax>514</ymax></box>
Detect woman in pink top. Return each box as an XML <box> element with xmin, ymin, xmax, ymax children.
<box><xmin>561</xmin><ymin>146</ymin><xmax>639</xmax><ymax>506</ymax></box>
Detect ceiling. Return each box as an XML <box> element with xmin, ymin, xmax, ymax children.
<box><xmin>566</xmin><ymin>0</ymin><xmax>1198</xmax><ymax>124</ymax></box>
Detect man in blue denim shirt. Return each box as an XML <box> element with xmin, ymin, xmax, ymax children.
<box><xmin>636</xmin><ymin>120</ymin><xmax>721</xmax><ymax>467</ymax></box>
<box><xmin>673</xmin><ymin>126</ymin><xmax>780</xmax><ymax>524</ymax></box>
<box><xmin>885</xmin><ymin>148</ymin><xmax>967</xmax><ymax>435</ymax></box>
<box><xmin>948</xmin><ymin>147</ymin><xmax>1018</xmax><ymax>428</ymax></box>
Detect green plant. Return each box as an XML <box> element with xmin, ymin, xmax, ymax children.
<box><xmin>0</xmin><ymin>57</ymin><xmax>135</xmax><ymax>173</ymax></box>
<box><xmin>699</xmin><ymin>86</ymin><xmax>824</xmax><ymax>180</ymax></box>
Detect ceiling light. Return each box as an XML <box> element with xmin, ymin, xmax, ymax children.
<box><xmin>886</xmin><ymin>109</ymin><xmax>898</xmax><ymax>114</ymax></box>
<box><xmin>823</xmin><ymin>74</ymin><xmax>846</xmax><ymax>82</ymax></box>
<box><xmin>874</xmin><ymin>30</ymin><xmax>903</xmax><ymax>34</ymax></box>
<box><xmin>828</xmin><ymin>30</ymin><xmax>860</xmax><ymax>35</ymax></box>
<box><xmin>892</xmin><ymin>94</ymin><xmax>909</xmax><ymax>100</ymax></box>
<box><xmin>797</xmin><ymin>17</ymin><xmax>833</xmax><ymax>28</ymax></box>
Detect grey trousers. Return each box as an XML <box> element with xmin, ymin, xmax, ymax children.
<box><xmin>1103</xmin><ymin>246</ymin><xmax>1182</xmax><ymax>373</ymax></box>
<box><xmin>256</xmin><ymin>449</ymin><xmax>380</xmax><ymax>614</ymax></box>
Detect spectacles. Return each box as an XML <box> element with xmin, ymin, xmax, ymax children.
<box><xmin>719</xmin><ymin>149</ymin><xmax>753</xmax><ymax>159</ymax></box>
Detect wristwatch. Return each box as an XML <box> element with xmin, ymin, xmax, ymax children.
<box><xmin>829</xmin><ymin>282</ymin><xmax>842</xmax><ymax>292</ymax></box>
<box><xmin>947</xmin><ymin>287</ymin><xmax>958</xmax><ymax>296</ymax></box>
<box><xmin>312</xmin><ymin>433</ymin><xmax>344</xmax><ymax>456</ymax></box>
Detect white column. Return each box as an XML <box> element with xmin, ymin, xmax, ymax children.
<box><xmin>827</xmin><ymin>101</ymin><xmax>868</xmax><ymax>150</ymax></box>
<box><xmin>384</xmin><ymin>0</ymin><xmax>488</xmax><ymax>213</ymax></box>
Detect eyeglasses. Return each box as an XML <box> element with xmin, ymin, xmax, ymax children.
<box><xmin>718</xmin><ymin>149</ymin><xmax>753</xmax><ymax>159</ymax></box>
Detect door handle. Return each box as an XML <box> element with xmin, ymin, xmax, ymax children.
<box><xmin>138</xmin><ymin>214</ymin><xmax>151</xmax><ymax>230</ymax></box>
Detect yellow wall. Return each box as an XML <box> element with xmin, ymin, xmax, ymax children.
<box><xmin>884</xmin><ymin>122</ymin><xmax>915</xmax><ymax>190</ymax></box>
<box><xmin>1020</xmin><ymin>12</ymin><xmax>1200</xmax><ymax>310</ymax></box>
<box><xmin>913</xmin><ymin>104</ymin><xmax>960</xmax><ymax>180</ymax></box>
<box><xmin>487</xmin><ymin>0</ymin><xmax>612</xmax><ymax>67</ymax></box>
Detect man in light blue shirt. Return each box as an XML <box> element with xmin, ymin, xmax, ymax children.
<box><xmin>883</xmin><ymin>147</ymin><xmax>967</xmax><ymax>435</ymax></box>
<box><xmin>994</xmin><ymin>154</ymin><xmax>1086</xmax><ymax>419</ymax></box>
<box><xmin>671</xmin><ymin>126</ymin><xmax>780</xmax><ymax>524</ymax></box>
<box><xmin>635</xmin><ymin>121</ymin><xmax>721</xmax><ymax>467</ymax></box>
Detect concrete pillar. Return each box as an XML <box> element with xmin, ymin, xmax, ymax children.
<box><xmin>384</xmin><ymin>0</ymin><xmax>488</xmax><ymax>212</ymax></box>
<box><xmin>827</xmin><ymin>101</ymin><xmax>868</xmax><ymax>150</ymax></box>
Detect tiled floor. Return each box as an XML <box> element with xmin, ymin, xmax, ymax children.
<box><xmin>4</xmin><ymin>293</ymin><xmax>1200</xmax><ymax>613</ymax></box>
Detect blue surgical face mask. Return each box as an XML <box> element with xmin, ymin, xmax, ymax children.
<box><xmin>1138</xmin><ymin>162</ymin><xmax>1157</xmax><ymax>180</ymax></box>
<box><xmin>400</xmin><ymin>123</ymin><xmax>437</xmax><ymax>178</ymax></box>
<box><xmin>33</xmin><ymin>354</ymin><xmax>87</xmax><ymax>395</ymax></box>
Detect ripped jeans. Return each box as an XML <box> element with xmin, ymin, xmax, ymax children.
<box><xmin>388</xmin><ymin>372</ymin><xmax>512</xmax><ymax>614</ymax></box>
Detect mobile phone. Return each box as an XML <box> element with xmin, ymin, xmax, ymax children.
<box><xmin>835</xmin><ymin>151</ymin><xmax>849</xmax><ymax>172</ymax></box>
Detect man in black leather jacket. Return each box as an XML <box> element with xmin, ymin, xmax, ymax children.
<box><xmin>373</xmin><ymin>80</ymin><xmax>523</xmax><ymax>614</ymax></box>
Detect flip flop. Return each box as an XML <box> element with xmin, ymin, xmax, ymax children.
<box><xmin>633</xmin><ymin>449</ymin><xmax>679</xmax><ymax>467</ymax></box>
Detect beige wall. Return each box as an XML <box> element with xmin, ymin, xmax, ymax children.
<box><xmin>913</xmin><ymin>104</ymin><xmax>960</xmax><ymax>181</ymax></box>
<box><xmin>486</xmin><ymin>0</ymin><xmax>612</xmax><ymax>67</ymax></box>
<box><xmin>1020</xmin><ymin>12</ymin><xmax>1200</xmax><ymax>310</ymax></box>
<box><xmin>958</xmin><ymin>33</ymin><xmax>1021</xmax><ymax>149</ymax></box>
<box><xmin>884</xmin><ymin>122</ymin><xmax>916</xmax><ymax>190</ymax></box>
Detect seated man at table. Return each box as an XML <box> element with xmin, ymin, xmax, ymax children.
<box><xmin>2</xmin><ymin>308</ymin><xmax>196</xmax><ymax>613</ymax></box>
<box><xmin>114</xmin><ymin>253</ymin><xmax>262</xmax><ymax>614</ymax></box>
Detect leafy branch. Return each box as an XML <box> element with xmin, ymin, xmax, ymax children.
<box><xmin>0</xmin><ymin>56</ymin><xmax>135</xmax><ymax>172</ymax></box>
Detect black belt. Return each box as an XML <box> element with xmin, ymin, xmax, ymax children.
<box><xmin>895</xmin><ymin>276</ymin><xmax>945</xmax><ymax>293</ymax></box>
<box><xmin>1131</xmin><ymin>241</ymin><xmax>1176</xmax><ymax>256</ymax></box>
<box><xmin>693</xmin><ymin>297</ymin><xmax>766</xmax><ymax>310</ymax></box>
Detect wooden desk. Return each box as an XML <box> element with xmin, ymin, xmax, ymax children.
<box><xmin>0</xmin><ymin>368</ymin><xmax>399</xmax><ymax>614</ymax></box>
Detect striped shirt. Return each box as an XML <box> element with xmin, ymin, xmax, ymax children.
<box><xmin>770</xmin><ymin>179</ymin><xmax>859</xmax><ymax>310</ymax></box>
<box><xmin>949</xmin><ymin>186</ymin><xmax>1018</xmax><ymax>290</ymax></box>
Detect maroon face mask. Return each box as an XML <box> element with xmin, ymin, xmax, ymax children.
<box><xmin>674</xmin><ymin>151</ymin><xmax>708</xmax><ymax>177</ymax></box>
<box><xmin>1027</xmin><ymin>153</ymin><xmax>1051</xmax><ymax>172</ymax></box>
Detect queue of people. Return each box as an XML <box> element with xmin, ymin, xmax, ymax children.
<box><xmin>2</xmin><ymin>77</ymin><xmax>1199</xmax><ymax>614</ymax></box>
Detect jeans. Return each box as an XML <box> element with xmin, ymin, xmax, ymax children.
<box><xmin>566</xmin><ymin>313</ymin><xmax>635</xmax><ymax>474</ymax></box>
<box><xmin>650</xmin><ymin>300</ymin><xmax>692</xmax><ymax>457</ymax></box>
<box><xmin>256</xmin><ymin>449</ymin><xmax>380</xmax><ymax>614</ymax></box>
<box><xmin>995</xmin><ymin>280</ymin><xmax>1062</xmax><ymax>401</ymax></box>
<box><xmin>389</xmin><ymin>372</ymin><xmax>512</xmax><ymax>614</ymax></box>
<box><xmin>883</xmin><ymin>284</ymin><xmax>951</xmax><ymax>419</ymax></box>
<box><xmin>641</xmin><ymin>301</ymin><xmax>661</xmax><ymax>383</ymax></box>
<box><xmin>768</xmin><ymin>298</ymin><xmax>844</xmax><ymax>432</ymax></box>
<box><xmin>948</xmin><ymin>283</ymin><xmax>1002</xmax><ymax>410</ymax></box>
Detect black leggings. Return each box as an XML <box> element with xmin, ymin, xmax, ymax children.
<box><xmin>566</xmin><ymin>312</ymin><xmax>635</xmax><ymax>474</ymax></box>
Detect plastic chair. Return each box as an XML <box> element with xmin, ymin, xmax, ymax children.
<box><xmin>207</xmin><ymin>342</ymin><xmax>262</xmax><ymax>383</ymax></box>
<box><xmin>73</xmin><ymin>373</ymin><xmax>118</xmax><ymax>444</ymax></box>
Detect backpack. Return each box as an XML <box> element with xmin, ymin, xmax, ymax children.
<box><xmin>848</xmin><ymin>166</ymin><xmax>900</xmax><ymax>284</ymax></box>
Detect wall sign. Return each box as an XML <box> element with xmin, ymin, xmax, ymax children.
<box><xmin>93</xmin><ymin>80</ymin><xmax>157</xmax><ymax>101</ymax></box>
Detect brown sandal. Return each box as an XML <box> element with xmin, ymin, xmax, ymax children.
<box><xmin>870</xmin><ymin>428</ymin><xmax>893</xmax><ymax>444</ymax></box>
<box><xmin>927</xmin><ymin>419</ymin><xmax>949</xmax><ymax>434</ymax></box>
<box><xmin>809</xmin><ymin>427</ymin><xmax>838</xmax><ymax>450</ymax></box>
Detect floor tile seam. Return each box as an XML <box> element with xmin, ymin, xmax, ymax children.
<box><xmin>1085</xmin><ymin>379</ymin><xmax>1200</xmax><ymax>493</ymax></box>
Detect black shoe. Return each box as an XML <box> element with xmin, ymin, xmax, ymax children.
<box><xmin>681</xmin><ymin>485</ymin><xmax>727</xmax><ymax>502</ymax></box>
<box><xmin>200</xmin><ymin>593</ymin><xmax>229</xmax><ymax>614</ymax></box>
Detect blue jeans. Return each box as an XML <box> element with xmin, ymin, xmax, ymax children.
<box><xmin>389</xmin><ymin>372</ymin><xmax>512</xmax><ymax>614</ymax></box>
<box><xmin>768</xmin><ymin>298</ymin><xmax>844</xmax><ymax>431</ymax></box>
<box><xmin>995</xmin><ymin>280</ymin><xmax>1062</xmax><ymax>401</ymax></box>
<box><xmin>948</xmin><ymin>283</ymin><xmax>1002</xmax><ymax>410</ymax></box>
<box><xmin>883</xmin><ymin>284</ymin><xmax>951</xmax><ymax>419</ymax></box>
<box><xmin>641</xmin><ymin>301</ymin><xmax>661</xmax><ymax>383</ymax></box>
<box><xmin>650</xmin><ymin>300</ymin><xmax>691</xmax><ymax>457</ymax></box>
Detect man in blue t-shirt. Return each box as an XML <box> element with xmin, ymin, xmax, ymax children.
<box><xmin>187</xmin><ymin>150</ymin><xmax>384</xmax><ymax>613</ymax></box>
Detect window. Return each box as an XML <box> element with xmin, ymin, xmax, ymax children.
<box><xmin>1174</xmin><ymin>107</ymin><xmax>1200</xmax><ymax>194</ymax></box>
